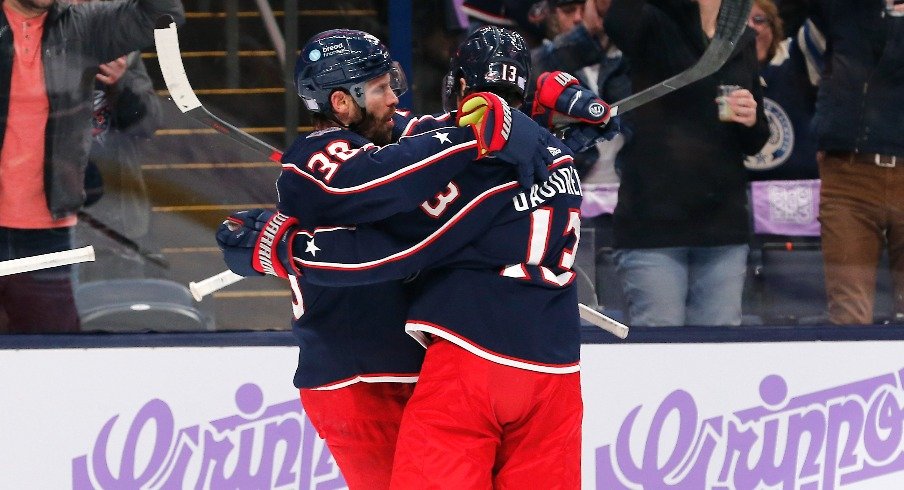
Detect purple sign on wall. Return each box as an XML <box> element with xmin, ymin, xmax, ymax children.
<box><xmin>751</xmin><ymin>179</ymin><xmax>821</xmax><ymax>237</ymax></box>
<box><xmin>596</xmin><ymin>370</ymin><xmax>904</xmax><ymax>489</ymax></box>
<box><xmin>72</xmin><ymin>383</ymin><xmax>346</xmax><ymax>489</ymax></box>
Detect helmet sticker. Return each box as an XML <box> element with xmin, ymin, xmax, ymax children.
<box><xmin>447</xmin><ymin>27</ymin><xmax>531</xmax><ymax>102</ymax></box>
<box><xmin>321</xmin><ymin>42</ymin><xmax>349</xmax><ymax>56</ymax></box>
<box><xmin>295</xmin><ymin>29</ymin><xmax>395</xmax><ymax>114</ymax></box>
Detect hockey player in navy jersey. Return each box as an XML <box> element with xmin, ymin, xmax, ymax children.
<box><xmin>220</xmin><ymin>26</ymin><xmax>604</xmax><ymax>489</ymax></box>
<box><xmin>215</xmin><ymin>28</ymin><xmax>558</xmax><ymax>490</ymax></box>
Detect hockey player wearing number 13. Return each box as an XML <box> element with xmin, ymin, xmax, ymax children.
<box><xmin>217</xmin><ymin>28</ymin><xmax>569</xmax><ymax>489</ymax></box>
<box><xmin>220</xmin><ymin>26</ymin><xmax>604</xmax><ymax>489</ymax></box>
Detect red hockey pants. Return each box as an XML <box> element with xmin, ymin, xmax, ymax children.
<box><xmin>390</xmin><ymin>338</ymin><xmax>583</xmax><ymax>489</ymax></box>
<box><xmin>300</xmin><ymin>382</ymin><xmax>415</xmax><ymax>490</ymax></box>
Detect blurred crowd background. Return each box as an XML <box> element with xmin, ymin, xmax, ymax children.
<box><xmin>2</xmin><ymin>0</ymin><xmax>901</xmax><ymax>333</ymax></box>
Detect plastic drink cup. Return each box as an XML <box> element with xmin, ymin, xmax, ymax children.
<box><xmin>717</xmin><ymin>84</ymin><xmax>741</xmax><ymax>122</ymax></box>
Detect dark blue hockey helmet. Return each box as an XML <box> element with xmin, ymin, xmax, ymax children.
<box><xmin>442</xmin><ymin>26</ymin><xmax>531</xmax><ymax>111</ymax></box>
<box><xmin>295</xmin><ymin>29</ymin><xmax>407</xmax><ymax>115</ymax></box>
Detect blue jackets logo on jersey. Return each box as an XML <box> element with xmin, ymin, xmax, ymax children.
<box><xmin>745</xmin><ymin>97</ymin><xmax>794</xmax><ymax>172</ymax></box>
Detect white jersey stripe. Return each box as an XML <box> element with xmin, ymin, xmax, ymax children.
<box><xmin>296</xmin><ymin>155</ymin><xmax>574</xmax><ymax>271</ymax></box>
<box><xmin>311</xmin><ymin>374</ymin><xmax>419</xmax><ymax>391</ymax></box>
<box><xmin>282</xmin><ymin>137</ymin><xmax>477</xmax><ymax>194</ymax></box>
<box><xmin>405</xmin><ymin>321</ymin><xmax>581</xmax><ymax>375</ymax></box>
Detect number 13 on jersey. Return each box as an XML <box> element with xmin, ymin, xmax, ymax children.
<box><xmin>502</xmin><ymin>207</ymin><xmax>581</xmax><ymax>287</ymax></box>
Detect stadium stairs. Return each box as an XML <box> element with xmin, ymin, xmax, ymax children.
<box><xmin>132</xmin><ymin>1</ymin><xmax>385</xmax><ymax>330</ymax></box>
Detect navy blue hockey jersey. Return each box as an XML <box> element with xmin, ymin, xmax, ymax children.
<box><xmin>746</xmin><ymin>20</ymin><xmax>825</xmax><ymax>181</ymax></box>
<box><xmin>288</xmin><ymin>127</ymin><xmax>583</xmax><ymax>373</ymax></box>
<box><xmin>277</xmin><ymin>115</ymin><xmax>480</xmax><ymax>388</ymax></box>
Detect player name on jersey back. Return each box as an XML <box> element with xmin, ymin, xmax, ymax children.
<box><xmin>512</xmin><ymin>166</ymin><xmax>583</xmax><ymax>212</ymax></box>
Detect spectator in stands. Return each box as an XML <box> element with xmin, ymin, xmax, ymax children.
<box><xmin>814</xmin><ymin>0</ymin><xmax>904</xmax><ymax>325</ymax></box>
<box><xmin>776</xmin><ymin>0</ymin><xmax>810</xmax><ymax>36</ymax></box>
<box><xmin>410</xmin><ymin>0</ymin><xmax>469</xmax><ymax>113</ymax></box>
<box><xmin>530</xmin><ymin>0</ymin><xmax>631</xmax><ymax>309</ymax></box>
<box><xmin>73</xmin><ymin>0</ymin><xmax>163</xmax><ymax>281</ymax></box>
<box><xmin>605</xmin><ymin>0</ymin><xmax>770</xmax><ymax>326</ymax></box>
<box><xmin>531</xmin><ymin>0</ymin><xmax>629</xmax><ymax>183</ymax></box>
<box><xmin>0</xmin><ymin>0</ymin><xmax>184</xmax><ymax>333</ymax></box>
<box><xmin>546</xmin><ymin>0</ymin><xmax>586</xmax><ymax>35</ymax></box>
<box><xmin>745</xmin><ymin>0</ymin><xmax>824</xmax><ymax>181</ymax></box>
<box><xmin>460</xmin><ymin>0</ymin><xmax>547</xmax><ymax>46</ymax></box>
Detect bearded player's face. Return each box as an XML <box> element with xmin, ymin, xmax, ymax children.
<box><xmin>356</xmin><ymin>73</ymin><xmax>398</xmax><ymax>146</ymax></box>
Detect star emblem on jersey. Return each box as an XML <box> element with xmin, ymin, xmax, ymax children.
<box><xmin>432</xmin><ymin>132</ymin><xmax>452</xmax><ymax>145</ymax></box>
<box><xmin>305</xmin><ymin>239</ymin><xmax>321</xmax><ymax>256</ymax></box>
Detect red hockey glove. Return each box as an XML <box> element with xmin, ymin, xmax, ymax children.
<box><xmin>216</xmin><ymin>209</ymin><xmax>299</xmax><ymax>279</ymax></box>
<box><xmin>456</xmin><ymin>91</ymin><xmax>515</xmax><ymax>158</ymax></box>
<box><xmin>456</xmin><ymin>91</ymin><xmax>555</xmax><ymax>188</ymax></box>
<box><xmin>532</xmin><ymin>71</ymin><xmax>611</xmax><ymax>128</ymax></box>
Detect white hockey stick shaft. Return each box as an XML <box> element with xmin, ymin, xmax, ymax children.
<box><xmin>189</xmin><ymin>270</ymin><xmax>245</xmax><ymax>301</ymax></box>
<box><xmin>155</xmin><ymin>17</ymin><xmax>283</xmax><ymax>162</ymax></box>
<box><xmin>0</xmin><ymin>246</ymin><xmax>95</xmax><ymax>277</ymax></box>
<box><xmin>578</xmin><ymin>303</ymin><xmax>629</xmax><ymax>339</ymax></box>
<box><xmin>156</xmin><ymin>16</ymin><xmax>283</xmax><ymax>296</ymax></box>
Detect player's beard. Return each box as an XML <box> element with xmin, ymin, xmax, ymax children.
<box><xmin>352</xmin><ymin>110</ymin><xmax>393</xmax><ymax>146</ymax></box>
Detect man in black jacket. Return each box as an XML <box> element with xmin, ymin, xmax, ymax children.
<box><xmin>815</xmin><ymin>0</ymin><xmax>904</xmax><ymax>325</ymax></box>
<box><xmin>0</xmin><ymin>0</ymin><xmax>184</xmax><ymax>333</ymax></box>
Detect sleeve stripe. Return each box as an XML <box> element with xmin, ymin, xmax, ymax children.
<box><xmin>296</xmin><ymin>180</ymin><xmax>521</xmax><ymax>270</ymax></box>
<box><xmin>402</xmin><ymin>113</ymin><xmax>453</xmax><ymax>136</ymax></box>
<box><xmin>799</xmin><ymin>20</ymin><xmax>825</xmax><ymax>87</ymax></box>
<box><xmin>294</xmin><ymin>225</ymin><xmax>354</xmax><ymax>239</ymax></box>
<box><xmin>293</xmin><ymin>155</ymin><xmax>573</xmax><ymax>271</ymax></box>
<box><xmin>281</xmin><ymin>139</ymin><xmax>478</xmax><ymax>194</ymax></box>
<box><xmin>548</xmin><ymin>155</ymin><xmax>573</xmax><ymax>170</ymax></box>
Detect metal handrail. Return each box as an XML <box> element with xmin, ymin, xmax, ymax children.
<box><xmin>253</xmin><ymin>0</ymin><xmax>286</xmax><ymax>64</ymax></box>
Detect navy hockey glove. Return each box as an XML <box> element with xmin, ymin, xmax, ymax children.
<box><xmin>560</xmin><ymin>115</ymin><xmax>623</xmax><ymax>154</ymax></box>
<box><xmin>456</xmin><ymin>92</ymin><xmax>551</xmax><ymax>188</ymax></box>
<box><xmin>532</xmin><ymin>71</ymin><xmax>611</xmax><ymax>129</ymax></box>
<box><xmin>216</xmin><ymin>209</ymin><xmax>298</xmax><ymax>279</ymax></box>
<box><xmin>493</xmin><ymin>108</ymin><xmax>553</xmax><ymax>187</ymax></box>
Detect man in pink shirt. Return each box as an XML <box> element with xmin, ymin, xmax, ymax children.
<box><xmin>0</xmin><ymin>0</ymin><xmax>184</xmax><ymax>333</ymax></box>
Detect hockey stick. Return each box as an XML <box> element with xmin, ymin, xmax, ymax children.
<box><xmin>154</xmin><ymin>16</ymin><xmax>283</xmax><ymax>163</ymax></box>
<box><xmin>156</xmin><ymin>16</ymin><xmax>282</xmax><ymax>301</ymax></box>
<box><xmin>578</xmin><ymin>303</ymin><xmax>629</xmax><ymax>339</ymax></box>
<box><xmin>77</xmin><ymin>211</ymin><xmax>169</xmax><ymax>268</ymax></box>
<box><xmin>0</xmin><ymin>246</ymin><xmax>96</xmax><ymax>277</ymax></box>
<box><xmin>188</xmin><ymin>265</ymin><xmax>628</xmax><ymax>337</ymax></box>
<box><xmin>189</xmin><ymin>270</ymin><xmax>244</xmax><ymax>301</ymax></box>
<box><xmin>189</xmin><ymin>267</ymin><xmax>627</xmax><ymax>337</ymax></box>
<box><xmin>608</xmin><ymin>0</ymin><xmax>753</xmax><ymax>117</ymax></box>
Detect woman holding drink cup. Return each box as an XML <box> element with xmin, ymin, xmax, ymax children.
<box><xmin>603</xmin><ymin>0</ymin><xmax>769</xmax><ymax>326</ymax></box>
